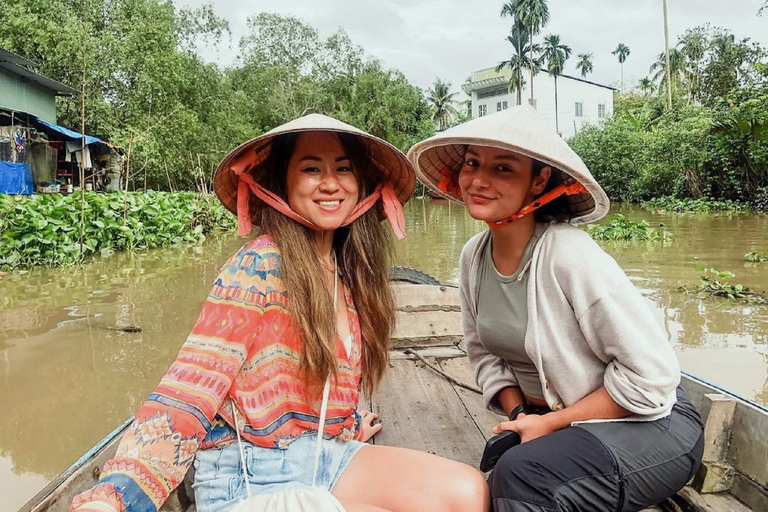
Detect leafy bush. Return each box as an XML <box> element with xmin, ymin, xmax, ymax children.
<box><xmin>642</xmin><ymin>196</ymin><xmax>751</xmax><ymax>212</ymax></box>
<box><xmin>584</xmin><ymin>214</ymin><xmax>673</xmax><ymax>241</ymax></box>
<box><xmin>0</xmin><ymin>191</ymin><xmax>236</xmax><ymax>270</ymax></box>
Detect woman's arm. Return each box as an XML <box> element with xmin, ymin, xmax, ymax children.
<box><xmin>71</xmin><ymin>244</ymin><xmax>269</xmax><ymax>512</ymax></box>
<box><xmin>493</xmin><ymin>386</ymin><xmax>630</xmax><ymax>442</ymax></box>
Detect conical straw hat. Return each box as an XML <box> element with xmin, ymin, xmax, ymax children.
<box><xmin>214</xmin><ymin>114</ymin><xmax>416</xmax><ymax>226</ymax></box>
<box><xmin>407</xmin><ymin>105</ymin><xmax>609</xmax><ymax>224</ymax></box>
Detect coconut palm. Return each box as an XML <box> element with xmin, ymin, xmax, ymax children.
<box><xmin>638</xmin><ymin>77</ymin><xmax>656</xmax><ymax>96</ymax></box>
<box><xmin>497</xmin><ymin>24</ymin><xmax>542</xmax><ymax>105</ymax></box>
<box><xmin>427</xmin><ymin>78</ymin><xmax>459</xmax><ymax>131</ymax></box>
<box><xmin>500</xmin><ymin>2</ymin><xmax>526</xmax><ymax>104</ymax></box>
<box><xmin>677</xmin><ymin>29</ymin><xmax>708</xmax><ymax>101</ymax></box>
<box><xmin>612</xmin><ymin>43</ymin><xmax>630</xmax><ymax>91</ymax></box>
<box><xmin>542</xmin><ymin>34</ymin><xmax>572</xmax><ymax>134</ymax></box>
<box><xmin>649</xmin><ymin>48</ymin><xmax>686</xmax><ymax>95</ymax></box>
<box><xmin>575</xmin><ymin>52</ymin><xmax>593</xmax><ymax>78</ymax></box>
<box><xmin>515</xmin><ymin>0</ymin><xmax>550</xmax><ymax>104</ymax></box>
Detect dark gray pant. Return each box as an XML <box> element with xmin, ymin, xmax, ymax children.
<box><xmin>488</xmin><ymin>388</ymin><xmax>704</xmax><ymax>512</ymax></box>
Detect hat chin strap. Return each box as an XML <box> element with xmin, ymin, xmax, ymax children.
<box><xmin>233</xmin><ymin>168</ymin><xmax>407</xmax><ymax>240</ymax></box>
<box><xmin>488</xmin><ymin>179</ymin><xmax>588</xmax><ymax>227</ymax></box>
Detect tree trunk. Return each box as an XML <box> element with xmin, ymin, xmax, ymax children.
<box><xmin>620</xmin><ymin>62</ymin><xmax>624</xmax><ymax>92</ymax></box>
<box><xmin>554</xmin><ymin>75</ymin><xmax>559</xmax><ymax>135</ymax></box>
<box><xmin>663</xmin><ymin>0</ymin><xmax>673</xmax><ymax>108</ymax></box>
<box><xmin>529</xmin><ymin>19</ymin><xmax>535</xmax><ymax>104</ymax></box>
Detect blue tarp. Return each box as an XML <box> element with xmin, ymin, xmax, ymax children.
<box><xmin>0</xmin><ymin>162</ymin><xmax>34</xmax><ymax>195</ymax></box>
<box><xmin>34</xmin><ymin>117</ymin><xmax>101</xmax><ymax>145</ymax></box>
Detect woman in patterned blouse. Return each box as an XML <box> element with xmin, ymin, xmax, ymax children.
<box><xmin>71</xmin><ymin>115</ymin><xmax>489</xmax><ymax>512</ymax></box>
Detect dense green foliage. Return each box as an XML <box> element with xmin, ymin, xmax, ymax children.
<box><xmin>585</xmin><ymin>214</ymin><xmax>672</xmax><ymax>241</ymax></box>
<box><xmin>569</xmin><ymin>26</ymin><xmax>768</xmax><ymax>207</ymax></box>
<box><xmin>0</xmin><ymin>1</ymin><xmax>434</xmax><ymax>191</ymax></box>
<box><xmin>642</xmin><ymin>197</ymin><xmax>751</xmax><ymax>212</ymax></box>
<box><xmin>0</xmin><ymin>192</ymin><xmax>235</xmax><ymax>269</ymax></box>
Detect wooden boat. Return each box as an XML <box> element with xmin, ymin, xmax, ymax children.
<box><xmin>21</xmin><ymin>282</ymin><xmax>768</xmax><ymax>512</ymax></box>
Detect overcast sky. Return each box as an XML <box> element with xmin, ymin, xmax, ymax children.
<box><xmin>175</xmin><ymin>0</ymin><xmax>768</xmax><ymax>96</ymax></box>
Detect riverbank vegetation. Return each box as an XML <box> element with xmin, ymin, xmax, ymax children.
<box><xmin>569</xmin><ymin>26</ymin><xmax>768</xmax><ymax>209</ymax></box>
<box><xmin>1</xmin><ymin>1</ymin><xmax>434</xmax><ymax>192</ymax></box>
<box><xmin>585</xmin><ymin>214</ymin><xmax>672</xmax><ymax>241</ymax></box>
<box><xmin>642</xmin><ymin>197</ymin><xmax>752</xmax><ymax>213</ymax></box>
<box><xmin>0</xmin><ymin>192</ymin><xmax>235</xmax><ymax>270</ymax></box>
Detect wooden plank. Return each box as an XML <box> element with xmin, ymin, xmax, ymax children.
<box><xmin>392</xmin><ymin>284</ymin><xmax>459</xmax><ymax>308</ymax></box>
<box><xmin>392</xmin><ymin>310</ymin><xmax>463</xmax><ymax>345</ymax></box>
<box><xmin>438</xmin><ymin>357</ymin><xmax>505</xmax><ymax>440</ymax></box>
<box><xmin>389</xmin><ymin>346</ymin><xmax>466</xmax><ymax>360</ymax></box>
<box><xmin>371</xmin><ymin>359</ymin><xmax>486</xmax><ymax>467</ymax></box>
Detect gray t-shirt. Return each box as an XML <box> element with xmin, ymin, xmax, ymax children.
<box><xmin>476</xmin><ymin>223</ymin><xmax>547</xmax><ymax>400</ymax></box>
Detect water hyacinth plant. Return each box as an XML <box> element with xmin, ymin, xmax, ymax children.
<box><xmin>585</xmin><ymin>214</ymin><xmax>673</xmax><ymax>241</ymax></box>
<box><xmin>0</xmin><ymin>191</ymin><xmax>236</xmax><ymax>270</ymax></box>
<box><xmin>745</xmin><ymin>251</ymin><xmax>768</xmax><ymax>263</ymax></box>
<box><xmin>642</xmin><ymin>197</ymin><xmax>751</xmax><ymax>213</ymax></box>
<box><xmin>689</xmin><ymin>265</ymin><xmax>768</xmax><ymax>304</ymax></box>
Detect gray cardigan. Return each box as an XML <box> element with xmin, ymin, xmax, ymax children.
<box><xmin>459</xmin><ymin>223</ymin><xmax>680</xmax><ymax>421</ymax></box>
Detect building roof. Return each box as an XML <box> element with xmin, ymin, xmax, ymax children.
<box><xmin>0</xmin><ymin>48</ymin><xmax>77</xmax><ymax>95</ymax></box>
<box><xmin>462</xmin><ymin>65</ymin><xmax>617</xmax><ymax>93</ymax></box>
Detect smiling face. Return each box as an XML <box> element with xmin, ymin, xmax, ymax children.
<box><xmin>285</xmin><ymin>132</ymin><xmax>360</xmax><ymax>233</ymax></box>
<box><xmin>458</xmin><ymin>145</ymin><xmax>551</xmax><ymax>224</ymax></box>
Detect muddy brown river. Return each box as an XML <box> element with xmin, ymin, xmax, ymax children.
<box><xmin>1</xmin><ymin>200</ymin><xmax>766</xmax><ymax>510</ymax></box>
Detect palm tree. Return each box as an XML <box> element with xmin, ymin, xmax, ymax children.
<box><xmin>497</xmin><ymin>24</ymin><xmax>542</xmax><ymax>105</ymax></box>
<box><xmin>515</xmin><ymin>0</ymin><xmax>550</xmax><ymax>104</ymax></box>
<box><xmin>500</xmin><ymin>2</ymin><xmax>526</xmax><ymax>105</ymax></box>
<box><xmin>427</xmin><ymin>78</ymin><xmax>459</xmax><ymax>131</ymax></box>
<box><xmin>649</xmin><ymin>49</ymin><xmax>686</xmax><ymax>95</ymax></box>
<box><xmin>612</xmin><ymin>43</ymin><xmax>630</xmax><ymax>91</ymax></box>
<box><xmin>542</xmin><ymin>34</ymin><xmax>572</xmax><ymax>135</ymax></box>
<box><xmin>575</xmin><ymin>52</ymin><xmax>593</xmax><ymax>78</ymax></box>
<box><xmin>677</xmin><ymin>29</ymin><xmax>708</xmax><ymax>100</ymax></box>
<box><xmin>638</xmin><ymin>77</ymin><xmax>656</xmax><ymax>95</ymax></box>
<box><xmin>662</xmin><ymin>0</ymin><xmax>672</xmax><ymax>107</ymax></box>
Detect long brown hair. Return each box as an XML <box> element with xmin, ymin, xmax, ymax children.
<box><xmin>256</xmin><ymin>132</ymin><xmax>395</xmax><ymax>399</ymax></box>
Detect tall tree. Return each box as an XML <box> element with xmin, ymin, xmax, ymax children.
<box><xmin>515</xmin><ymin>0</ymin><xmax>550</xmax><ymax>104</ymax></box>
<box><xmin>662</xmin><ymin>0</ymin><xmax>673</xmax><ymax>107</ymax></box>
<box><xmin>612</xmin><ymin>43</ymin><xmax>631</xmax><ymax>91</ymax></box>
<box><xmin>649</xmin><ymin>48</ymin><xmax>686</xmax><ymax>93</ymax></box>
<box><xmin>576</xmin><ymin>52</ymin><xmax>594</xmax><ymax>78</ymax></box>
<box><xmin>542</xmin><ymin>34</ymin><xmax>572</xmax><ymax>134</ymax></box>
<box><xmin>677</xmin><ymin>28</ymin><xmax>708</xmax><ymax>101</ymax></box>
<box><xmin>638</xmin><ymin>77</ymin><xmax>656</xmax><ymax>95</ymax></box>
<box><xmin>427</xmin><ymin>78</ymin><xmax>459</xmax><ymax>131</ymax></box>
<box><xmin>500</xmin><ymin>2</ymin><xmax>526</xmax><ymax>105</ymax></box>
<box><xmin>497</xmin><ymin>23</ymin><xmax>541</xmax><ymax>105</ymax></box>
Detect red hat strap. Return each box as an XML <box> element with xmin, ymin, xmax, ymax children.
<box><xmin>488</xmin><ymin>179</ymin><xmax>588</xmax><ymax>227</ymax></box>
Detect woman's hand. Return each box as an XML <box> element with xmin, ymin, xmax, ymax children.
<box><xmin>358</xmin><ymin>410</ymin><xmax>382</xmax><ymax>442</ymax></box>
<box><xmin>491</xmin><ymin>413</ymin><xmax>556</xmax><ymax>443</ymax></box>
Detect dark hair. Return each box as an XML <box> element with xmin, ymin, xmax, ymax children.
<box><xmin>532</xmin><ymin>160</ymin><xmax>574</xmax><ymax>224</ymax></box>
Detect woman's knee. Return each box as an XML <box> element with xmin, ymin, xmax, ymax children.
<box><xmin>439</xmin><ymin>463</ymin><xmax>489</xmax><ymax>512</ymax></box>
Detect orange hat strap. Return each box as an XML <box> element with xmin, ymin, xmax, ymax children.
<box><xmin>488</xmin><ymin>179</ymin><xmax>588</xmax><ymax>227</ymax></box>
<box><xmin>232</xmin><ymin>164</ymin><xmax>407</xmax><ymax>240</ymax></box>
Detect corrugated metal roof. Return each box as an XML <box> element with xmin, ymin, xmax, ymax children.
<box><xmin>0</xmin><ymin>49</ymin><xmax>77</xmax><ymax>95</ymax></box>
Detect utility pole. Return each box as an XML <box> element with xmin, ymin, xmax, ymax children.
<box><xmin>663</xmin><ymin>0</ymin><xmax>673</xmax><ymax>108</ymax></box>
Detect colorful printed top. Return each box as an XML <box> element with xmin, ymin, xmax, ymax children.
<box><xmin>71</xmin><ymin>235</ymin><xmax>363</xmax><ymax>512</ymax></box>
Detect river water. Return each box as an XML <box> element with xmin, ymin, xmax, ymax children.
<box><xmin>1</xmin><ymin>200</ymin><xmax>767</xmax><ymax>510</ymax></box>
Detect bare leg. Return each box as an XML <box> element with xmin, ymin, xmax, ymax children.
<box><xmin>337</xmin><ymin>498</ymin><xmax>393</xmax><ymax>512</ymax></box>
<box><xmin>332</xmin><ymin>445</ymin><xmax>489</xmax><ymax>512</ymax></box>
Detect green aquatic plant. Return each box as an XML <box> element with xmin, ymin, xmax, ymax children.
<box><xmin>585</xmin><ymin>214</ymin><xmax>673</xmax><ymax>241</ymax></box>
<box><xmin>642</xmin><ymin>197</ymin><xmax>751</xmax><ymax>213</ymax></box>
<box><xmin>745</xmin><ymin>251</ymin><xmax>768</xmax><ymax>263</ymax></box>
<box><xmin>690</xmin><ymin>265</ymin><xmax>768</xmax><ymax>304</ymax></box>
<box><xmin>0</xmin><ymin>191</ymin><xmax>236</xmax><ymax>270</ymax></box>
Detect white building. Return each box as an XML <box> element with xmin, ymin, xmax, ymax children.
<box><xmin>462</xmin><ymin>66</ymin><xmax>616</xmax><ymax>139</ymax></box>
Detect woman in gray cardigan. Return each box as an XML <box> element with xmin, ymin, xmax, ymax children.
<box><xmin>407</xmin><ymin>105</ymin><xmax>704</xmax><ymax>512</ymax></box>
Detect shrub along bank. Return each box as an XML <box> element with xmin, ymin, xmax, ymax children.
<box><xmin>0</xmin><ymin>191</ymin><xmax>236</xmax><ymax>270</ymax></box>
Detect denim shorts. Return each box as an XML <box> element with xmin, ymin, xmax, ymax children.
<box><xmin>192</xmin><ymin>435</ymin><xmax>367</xmax><ymax>512</ymax></box>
